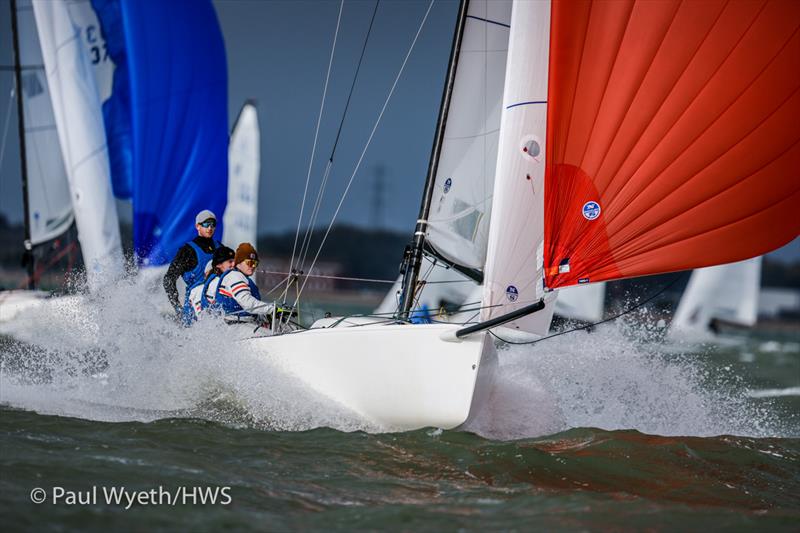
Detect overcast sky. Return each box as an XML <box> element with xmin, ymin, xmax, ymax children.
<box><xmin>0</xmin><ymin>0</ymin><xmax>797</xmax><ymax>261</ymax></box>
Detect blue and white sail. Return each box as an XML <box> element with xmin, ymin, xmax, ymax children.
<box><xmin>32</xmin><ymin>0</ymin><xmax>124</xmax><ymax>289</ymax></box>
<box><xmin>92</xmin><ymin>0</ymin><xmax>229</xmax><ymax>265</ymax></box>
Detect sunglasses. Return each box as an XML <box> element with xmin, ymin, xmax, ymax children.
<box><xmin>244</xmin><ymin>259</ymin><xmax>259</xmax><ymax>268</ymax></box>
<box><xmin>199</xmin><ymin>220</ymin><xmax>217</xmax><ymax>228</ymax></box>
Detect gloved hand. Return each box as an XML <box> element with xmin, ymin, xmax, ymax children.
<box><xmin>276</xmin><ymin>305</ymin><xmax>298</xmax><ymax>318</ymax></box>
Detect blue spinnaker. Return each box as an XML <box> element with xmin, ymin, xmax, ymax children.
<box><xmin>93</xmin><ymin>0</ymin><xmax>228</xmax><ymax>265</ymax></box>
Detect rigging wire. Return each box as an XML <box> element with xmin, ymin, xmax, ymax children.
<box><xmin>0</xmin><ymin>87</ymin><xmax>15</xmax><ymax>185</ymax></box>
<box><xmin>295</xmin><ymin>0</ymin><xmax>381</xmax><ymax>276</ymax></box>
<box><xmin>284</xmin><ymin>0</ymin><xmax>344</xmax><ymax>299</ymax></box>
<box><xmin>293</xmin><ymin>0</ymin><xmax>437</xmax><ymax>308</ymax></box>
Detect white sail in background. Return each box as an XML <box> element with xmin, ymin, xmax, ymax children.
<box><xmin>14</xmin><ymin>0</ymin><xmax>73</xmax><ymax>246</ymax></box>
<box><xmin>555</xmin><ymin>283</ymin><xmax>605</xmax><ymax>323</ymax></box>
<box><xmin>33</xmin><ymin>0</ymin><xmax>123</xmax><ymax>290</ymax></box>
<box><xmin>223</xmin><ymin>102</ymin><xmax>260</xmax><ymax>247</ymax></box>
<box><xmin>481</xmin><ymin>0</ymin><xmax>556</xmax><ymax>336</ymax></box>
<box><xmin>426</xmin><ymin>0</ymin><xmax>511</xmax><ymax>270</ymax></box>
<box><xmin>669</xmin><ymin>257</ymin><xmax>762</xmax><ymax>337</ymax></box>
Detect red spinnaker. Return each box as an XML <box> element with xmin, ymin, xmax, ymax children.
<box><xmin>544</xmin><ymin>0</ymin><xmax>800</xmax><ymax>289</ymax></box>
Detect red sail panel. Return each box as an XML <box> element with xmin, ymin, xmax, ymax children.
<box><xmin>544</xmin><ymin>0</ymin><xmax>800</xmax><ymax>289</ymax></box>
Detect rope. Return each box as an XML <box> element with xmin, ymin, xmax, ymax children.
<box><xmin>286</xmin><ymin>0</ymin><xmax>344</xmax><ymax>293</ymax></box>
<box><xmin>488</xmin><ymin>273</ymin><xmax>687</xmax><ymax>345</ymax></box>
<box><xmin>294</xmin><ymin>0</ymin><xmax>436</xmax><ymax>308</ymax></box>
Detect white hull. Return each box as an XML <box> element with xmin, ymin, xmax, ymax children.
<box><xmin>240</xmin><ymin>323</ymin><xmax>494</xmax><ymax>431</ymax></box>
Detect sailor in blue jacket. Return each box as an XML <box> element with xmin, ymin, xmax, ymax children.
<box><xmin>163</xmin><ymin>209</ymin><xmax>222</xmax><ymax>321</ymax></box>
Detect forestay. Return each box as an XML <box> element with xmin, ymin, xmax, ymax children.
<box><xmin>33</xmin><ymin>0</ymin><xmax>124</xmax><ymax>288</ymax></box>
<box><xmin>425</xmin><ymin>0</ymin><xmax>511</xmax><ymax>271</ymax></box>
<box><xmin>14</xmin><ymin>0</ymin><xmax>73</xmax><ymax>246</ymax></box>
<box><xmin>223</xmin><ymin>102</ymin><xmax>260</xmax><ymax>248</ymax></box>
<box><xmin>544</xmin><ymin>0</ymin><xmax>800</xmax><ymax>289</ymax></box>
<box><xmin>481</xmin><ymin>0</ymin><xmax>556</xmax><ymax>336</ymax></box>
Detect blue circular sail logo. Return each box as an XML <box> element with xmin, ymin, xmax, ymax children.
<box><xmin>506</xmin><ymin>285</ymin><xmax>519</xmax><ymax>302</ymax></box>
<box><xmin>443</xmin><ymin>178</ymin><xmax>452</xmax><ymax>194</ymax></box>
<box><xmin>582</xmin><ymin>201</ymin><xmax>601</xmax><ymax>220</ymax></box>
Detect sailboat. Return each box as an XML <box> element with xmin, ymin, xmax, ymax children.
<box><xmin>668</xmin><ymin>257</ymin><xmax>762</xmax><ymax>340</ymax></box>
<box><xmin>0</xmin><ymin>0</ymin><xmax>123</xmax><ymax>321</ymax></box>
<box><xmin>238</xmin><ymin>0</ymin><xmax>799</xmax><ymax>431</ymax></box>
<box><xmin>2</xmin><ymin>0</ymin><xmax>234</xmax><ymax>320</ymax></box>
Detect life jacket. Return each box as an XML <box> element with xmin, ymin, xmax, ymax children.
<box><xmin>214</xmin><ymin>269</ymin><xmax>262</xmax><ymax>320</ymax></box>
<box><xmin>199</xmin><ymin>272</ymin><xmax>220</xmax><ymax>311</ymax></box>
<box><xmin>181</xmin><ymin>240</ymin><xmax>220</xmax><ymax>325</ymax></box>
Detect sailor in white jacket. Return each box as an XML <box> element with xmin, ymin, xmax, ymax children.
<box><xmin>213</xmin><ymin>242</ymin><xmax>274</xmax><ymax>321</ymax></box>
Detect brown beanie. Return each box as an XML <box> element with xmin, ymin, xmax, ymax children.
<box><xmin>234</xmin><ymin>242</ymin><xmax>259</xmax><ymax>265</ymax></box>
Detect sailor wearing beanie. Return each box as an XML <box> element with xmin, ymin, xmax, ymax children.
<box><xmin>214</xmin><ymin>243</ymin><xmax>274</xmax><ymax>321</ymax></box>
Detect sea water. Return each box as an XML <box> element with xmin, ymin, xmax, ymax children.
<box><xmin>1</xmin><ymin>279</ymin><xmax>798</xmax><ymax>530</ymax></box>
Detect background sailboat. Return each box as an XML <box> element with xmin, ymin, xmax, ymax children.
<box><xmin>223</xmin><ymin>101</ymin><xmax>261</xmax><ymax>248</ymax></box>
<box><xmin>668</xmin><ymin>257</ymin><xmax>762</xmax><ymax>340</ymax></box>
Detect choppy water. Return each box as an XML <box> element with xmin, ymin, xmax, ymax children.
<box><xmin>1</xmin><ymin>279</ymin><xmax>798</xmax><ymax>530</ymax></box>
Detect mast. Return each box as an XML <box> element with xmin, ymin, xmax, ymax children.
<box><xmin>9</xmin><ymin>0</ymin><xmax>35</xmax><ymax>289</ymax></box>
<box><xmin>398</xmin><ymin>0</ymin><xmax>469</xmax><ymax>319</ymax></box>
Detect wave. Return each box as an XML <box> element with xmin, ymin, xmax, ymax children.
<box><xmin>0</xmin><ymin>277</ymin><xmax>793</xmax><ymax>439</ymax></box>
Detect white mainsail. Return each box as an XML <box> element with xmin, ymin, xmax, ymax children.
<box><xmin>669</xmin><ymin>257</ymin><xmax>762</xmax><ymax>337</ymax></box>
<box><xmin>14</xmin><ymin>0</ymin><xmax>73</xmax><ymax>246</ymax></box>
<box><xmin>425</xmin><ymin>0</ymin><xmax>511</xmax><ymax>270</ymax></box>
<box><xmin>481</xmin><ymin>0</ymin><xmax>556</xmax><ymax>336</ymax></box>
<box><xmin>32</xmin><ymin>0</ymin><xmax>124</xmax><ymax>290</ymax></box>
<box><xmin>223</xmin><ymin>102</ymin><xmax>260</xmax><ymax>248</ymax></box>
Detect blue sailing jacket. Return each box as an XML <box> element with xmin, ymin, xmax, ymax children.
<box><xmin>181</xmin><ymin>240</ymin><xmax>220</xmax><ymax>324</ymax></box>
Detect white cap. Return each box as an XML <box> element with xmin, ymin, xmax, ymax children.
<box><xmin>195</xmin><ymin>209</ymin><xmax>216</xmax><ymax>225</ymax></box>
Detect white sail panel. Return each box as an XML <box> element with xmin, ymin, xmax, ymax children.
<box><xmin>426</xmin><ymin>0</ymin><xmax>511</xmax><ymax>270</ymax></box>
<box><xmin>65</xmin><ymin>0</ymin><xmax>116</xmax><ymax>102</ymax></box>
<box><xmin>555</xmin><ymin>282</ymin><xmax>605</xmax><ymax>323</ymax></box>
<box><xmin>33</xmin><ymin>0</ymin><xmax>124</xmax><ymax>289</ymax></box>
<box><xmin>481</xmin><ymin>0</ymin><xmax>555</xmax><ymax>336</ymax></box>
<box><xmin>223</xmin><ymin>103</ymin><xmax>260</xmax><ymax>247</ymax></box>
<box><xmin>15</xmin><ymin>0</ymin><xmax>73</xmax><ymax>246</ymax></box>
<box><xmin>669</xmin><ymin>257</ymin><xmax>762</xmax><ymax>337</ymax></box>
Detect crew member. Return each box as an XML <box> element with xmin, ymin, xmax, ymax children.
<box><xmin>188</xmin><ymin>245</ymin><xmax>236</xmax><ymax>319</ymax></box>
<box><xmin>214</xmin><ymin>243</ymin><xmax>274</xmax><ymax>322</ymax></box>
<box><xmin>163</xmin><ymin>209</ymin><xmax>222</xmax><ymax>322</ymax></box>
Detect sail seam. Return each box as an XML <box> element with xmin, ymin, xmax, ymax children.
<box><xmin>465</xmin><ymin>15</ymin><xmax>509</xmax><ymax>29</ymax></box>
<box><xmin>591</xmin><ymin>0</ymin><xmax>683</xmax><ymax>197</ymax></box>
<box><xmin>596</xmin><ymin>0</ymin><xmax>731</xmax><ymax>199</ymax></box>
<box><xmin>600</xmin><ymin>0</ymin><xmax>771</xmax><ymax>226</ymax></box>
<box><xmin>607</xmin><ymin>18</ymin><xmax>800</xmax><ymax>248</ymax></box>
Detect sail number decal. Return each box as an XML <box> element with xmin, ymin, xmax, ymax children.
<box><xmin>85</xmin><ymin>25</ymin><xmax>109</xmax><ymax>65</ymax></box>
<box><xmin>582</xmin><ymin>201</ymin><xmax>601</xmax><ymax>220</ymax></box>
